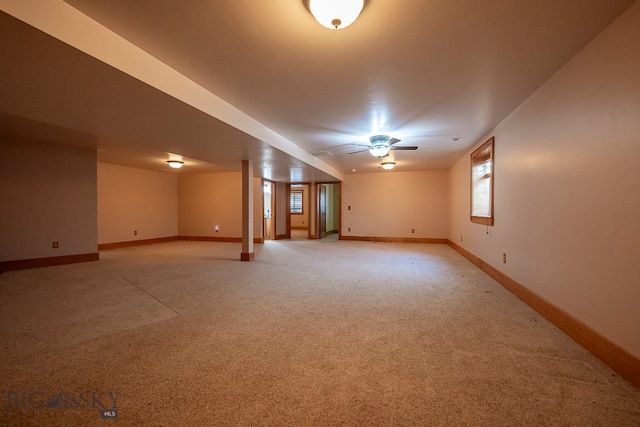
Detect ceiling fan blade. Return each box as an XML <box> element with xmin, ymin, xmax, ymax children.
<box><xmin>389</xmin><ymin>138</ymin><xmax>402</xmax><ymax>145</ymax></box>
<box><xmin>390</xmin><ymin>146</ymin><xmax>418</xmax><ymax>150</ymax></box>
<box><xmin>348</xmin><ymin>149</ymin><xmax>371</xmax><ymax>154</ymax></box>
<box><xmin>323</xmin><ymin>142</ymin><xmax>369</xmax><ymax>151</ymax></box>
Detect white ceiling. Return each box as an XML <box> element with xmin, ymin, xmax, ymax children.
<box><xmin>0</xmin><ymin>0</ymin><xmax>635</xmax><ymax>181</ymax></box>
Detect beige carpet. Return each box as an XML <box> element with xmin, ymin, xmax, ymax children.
<box><xmin>1</xmin><ymin>239</ymin><xmax>639</xmax><ymax>426</ymax></box>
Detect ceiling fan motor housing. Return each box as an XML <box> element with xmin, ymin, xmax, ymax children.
<box><xmin>370</xmin><ymin>135</ymin><xmax>391</xmax><ymax>145</ymax></box>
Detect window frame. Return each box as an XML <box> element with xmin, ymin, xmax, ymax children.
<box><xmin>470</xmin><ymin>137</ymin><xmax>494</xmax><ymax>226</ymax></box>
<box><xmin>290</xmin><ymin>189</ymin><xmax>303</xmax><ymax>215</ymax></box>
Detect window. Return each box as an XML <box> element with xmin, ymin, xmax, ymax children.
<box><xmin>470</xmin><ymin>137</ymin><xmax>494</xmax><ymax>225</ymax></box>
<box><xmin>290</xmin><ymin>190</ymin><xmax>303</xmax><ymax>214</ymax></box>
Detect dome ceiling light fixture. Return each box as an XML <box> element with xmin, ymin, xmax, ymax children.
<box><xmin>380</xmin><ymin>160</ymin><xmax>396</xmax><ymax>170</ymax></box>
<box><xmin>304</xmin><ymin>0</ymin><xmax>366</xmax><ymax>30</ymax></box>
<box><xmin>166</xmin><ymin>160</ymin><xmax>184</xmax><ymax>169</ymax></box>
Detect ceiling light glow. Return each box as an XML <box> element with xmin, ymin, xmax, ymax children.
<box><xmin>369</xmin><ymin>134</ymin><xmax>391</xmax><ymax>157</ymax></box>
<box><xmin>369</xmin><ymin>145</ymin><xmax>390</xmax><ymax>157</ymax></box>
<box><xmin>381</xmin><ymin>161</ymin><xmax>395</xmax><ymax>170</ymax></box>
<box><xmin>167</xmin><ymin>160</ymin><xmax>184</xmax><ymax>169</ymax></box>
<box><xmin>308</xmin><ymin>0</ymin><xmax>364</xmax><ymax>29</ymax></box>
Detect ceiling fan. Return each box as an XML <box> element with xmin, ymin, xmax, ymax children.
<box><xmin>348</xmin><ymin>135</ymin><xmax>418</xmax><ymax>158</ymax></box>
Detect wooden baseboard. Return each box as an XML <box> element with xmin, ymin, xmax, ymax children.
<box><xmin>179</xmin><ymin>236</ymin><xmax>264</xmax><ymax>244</ymax></box>
<box><xmin>101</xmin><ymin>236</ymin><xmax>267</xmax><ymax>248</ymax></box>
<box><xmin>446</xmin><ymin>240</ymin><xmax>640</xmax><ymax>389</ymax></box>
<box><xmin>178</xmin><ymin>236</ymin><xmax>241</xmax><ymax>243</ymax></box>
<box><xmin>0</xmin><ymin>253</ymin><xmax>99</xmax><ymax>271</ymax></box>
<box><xmin>340</xmin><ymin>235</ymin><xmax>448</xmax><ymax>244</ymax></box>
<box><xmin>98</xmin><ymin>236</ymin><xmax>179</xmax><ymax>250</ymax></box>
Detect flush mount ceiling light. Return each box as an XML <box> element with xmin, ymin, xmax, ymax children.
<box><xmin>166</xmin><ymin>160</ymin><xmax>184</xmax><ymax>169</ymax></box>
<box><xmin>380</xmin><ymin>160</ymin><xmax>396</xmax><ymax>170</ymax></box>
<box><xmin>305</xmin><ymin>0</ymin><xmax>366</xmax><ymax>30</ymax></box>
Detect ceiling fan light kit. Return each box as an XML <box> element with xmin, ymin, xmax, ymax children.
<box><xmin>306</xmin><ymin>0</ymin><xmax>365</xmax><ymax>29</ymax></box>
<box><xmin>369</xmin><ymin>145</ymin><xmax>390</xmax><ymax>157</ymax></box>
<box><xmin>369</xmin><ymin>134</ymin><xmax>392</xmax><ymax>157</ymax></box>
<box><xmin>342</xmin><ymin>134</ymin><xmax>418</xmax><ymax>170</ymax></box>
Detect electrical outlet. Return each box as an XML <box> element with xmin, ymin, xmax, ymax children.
<box><xmin>52</xmin><ymin>241</ymin><xmax>59</xmax><ymax>249</ymax></box>
<box><xmin>411</xmin><ymin>229</ymin><xmax>415</xmax><ymax>234</ymax></box>
<box><xmin>348</xmin><ymin>227</ymin><xmax>351</xmax><ymax>232</ymax></box>
<box><xmin>215</xmin><ymin>225</ymin><xmax>219</xmax><ymax>232</ymax></box>
<box><xmin>460</xmin><ymin>235</ymin><xmax>463</xmax><ymax>241</ymax></box>
<box><xmin>134</xmin><ymin>230</ymin><xmax>137</xmax><ymax>236</ymax></box>
<box><xmin>503</xmin><ymin>253</ymin><xmax>507</xmax><ymax>263</ymax></box>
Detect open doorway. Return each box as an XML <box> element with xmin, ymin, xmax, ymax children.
<box><xmin>263</xmin><ymin>180</ymin><xmax>275</xmax><ymax>240</ymax></box>
<box><xmin>287</xmin><ymin>183</ymin><xmax>340</xmax><ymax>240</ymax></box>
<box><xmin>290</xmin><ymin>184</ymin><xmax>309</xmax><ymax>240</ymax></box>
<box><xmin>318</xmin><ymin>183</ymin><xmax>340</xmax><ymax>240</ymax></box>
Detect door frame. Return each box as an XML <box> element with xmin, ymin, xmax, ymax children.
<box><xmin>315</xmin><ymin>182</ymin><xmax>341</xmax><ymax>239</ymax></box>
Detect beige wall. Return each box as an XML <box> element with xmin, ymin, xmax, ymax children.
<box><xmin>178</xmin><ymin>172</ymin><xmax>263</xmax><ymax>239</ymax></box>
<box><xmin>97</xmin><ymin>163</ymin><xmax>178</xmax><ymax>244</ymax></box>
<box><xmin>342</xmin><ymin>171</ymin><xmax>449</xmax><ymax>239</ymax></box>
<box><xmin>0</xmin><ymin>138</ymin><xmax>97</xmax><ymax>261</ymax></box>
<box><xmin>275</xmin><ymin>181</ymin><xmax>288</xmax><ymax>237</ymax></box>
<box><xmin>178</xmin><ymin>172</ymin><xmax>240</xmax><ymax>237</ymax></box>
<box><xmin>449</xmin><ymin>2</ymin><xmax>640</xmax><ymax>358</ymax></box>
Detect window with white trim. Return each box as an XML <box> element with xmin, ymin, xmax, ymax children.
<box><xmin>290</xmin><ymin>190</ymin><xmax>303</xmax><ymax>214</ymax></box>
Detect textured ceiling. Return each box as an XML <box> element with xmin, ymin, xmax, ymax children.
<box><xmin>0</xmin><ymin>0</ymin><xmax>635</xmax><ymax>180</ymax></box>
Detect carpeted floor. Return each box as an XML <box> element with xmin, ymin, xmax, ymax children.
<box><xmin>1</xmin><ymin>239</ymin><xmax>639</xmax><ymax>426</ymax></box>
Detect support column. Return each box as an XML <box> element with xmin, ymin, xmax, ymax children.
<box><xmin>241</xmin><ymin>160</ymin><xmax>254</xmax><ymax>261</ymax></box>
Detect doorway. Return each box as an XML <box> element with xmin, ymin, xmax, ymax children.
<box><xmin>263</xmin><ymin>180</ymin><xmax>275</xmax><ymax>240</ymax></box>
<box><xmin>318</xmin><ymin>183</ymin><xmax>340</xmax><ymax>240</ymax></box>
<box><xmin>287</xmin><ymin>183</ymin><xmax>340</xmax><ymax>240</ymax></box>
<box><xmin>290</xmin><ymin>183</ymin><xmax>309</xmax><ymax>240</ymax></box>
